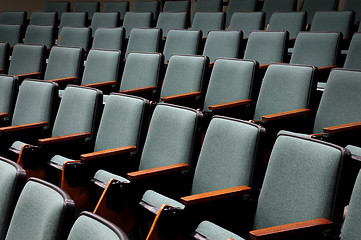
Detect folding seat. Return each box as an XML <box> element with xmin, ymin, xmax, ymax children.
<box><xmin>29</xmin><ymin>12</ymin><xmax>57</xmax><ymax>27</ymax></box>
<box><xmin>24</xmin><ymin>25</ymin><xmax>54</xmax><ymax>50</ymax></box>
<box><xmin>267</xmin><ymin>12</ymin><xmax>306</xmax><ymax>40</ymax></box>
<box><xmin>159</xmin><ymin>54</ymin><xmax>208</xmax><ymax>107</ymax></box>
<box><xmin>0</xmin><ymin>24</ymin><xmax>22</xmax><ymax>48</ymax></box>
<box><xmin>243</xmin><ymin>31</ymin><xmax>288</xmax><ymax>68</ymax></box>
<box><xmin>228</xmin><ymin>12</ymin><xmax>265</xmax><ymax>39</ymax></box>
<box><xmin>45</xmin><ymin>1</ymin><xmax>70</xmax><ymax>21</ymax></box>
<box><xmin>92</xmin><ymin>27</ymin><xmax>124</xmax><ymax>51</ymax></box>
<box><xmin>73</xmin><ymin>1</ymin><xmax>100</xmax><ymax>21</ymax></box>
<box><xmin>7</xmin><ymin>44</ymin><xmax>45</xmax><ymax>81</ymax></box>
<box><xmin>301</xmin><ymin>0</ymin><xmax>339</xmax><ymax>25</ymax></box>
<box><xmin>0</xmin><ymin>75</ymin><xmax>18</xmax><ymax>126</ymax></box>
<box><xmin>0</xmin><ymin>42</ymin><xmax>9</xmax><ymax>73</ymax></box>
<box><xmin>156</xmin><ymin>132</ymin><xmax>348</xmax><ymax>240</ymax></box>
<box><xmin>163</xmin><ymin>1</ymin><xmax>190</xmax><ymax>14</ymax></box>
<box><xmin>0</xmin><ymin>157</ymin><xmax>26</xmax><ymax>240</ymax></box>
<box><xmin>90</xmin><ymin>12</ymin><xmax>119</xmax><ymax>37</ymax></box>
<box><xmin>192</xmin><ymin>0</ymin><xmax>223</xmax><ymax>19</ymax></box>
<box><xmin>262</xmin><ymin>0</ymin><xmax>297</xmax><ymax>26</ymax></box>
<box><xmin>118</xmin><ymin>52</ymin><xmax>163</xmax><ymax>100</ymax></box>
<box><xmin>162</xmin><ymin>29</ymin><xmax>201</xmax><ymax>64</ymax></box>
<box><xmin>226</xmin><ymin>0</ymin><xmax>257</xmax><ymax>27</ymax></box>
<box><xmin>48</xmin><ymin>93</ymin><xmax>149</xmax><ymax>207</ymax></box>
<box><xmin>57</xmin><ymin>27</ymin><xmax>91</xmax><ymax>52</ymax></box>
<box><xmin>343</xmin><ymin>33</ymin><xmax>361</xmax><ymax>70</ymax></box>
<box><xmin>4</xmin><ymin>178</ymin><xmax>75</xmax><ymax>240</ymax></box>
<box><xmin>202</xmin><ymin>30</ymin><xmax>242</xmax><ymax>64</ymax></box>
<box><xmin>344</xmin><ymin>0</ymin><xmax>361</xmax><ymax>24</ymax></box>
<box><xmin>58</xmin><ymin>12</ymin><xmax>88</xmax><ymax>34</ymax></box>
<box><xmin>103</xmin><ymin>1</ymin><xmax>129</xmax><ymax>23</ymax></box>
<box><xmin>156</xmin><ymin>12</ymin><xmax>187</xmax><ymax>38</ymax></box>
<box><xmin>133</xmin><ymin>1</ymin><xmax>160</xmax><ymax>21</ymax></box>
<box><xmin>0</xmin><ymin>12</ymin><xmax>26</xmax><ymax>26</ymax></box>
<box><xmin>91</xmin><ymin>103</ymin><xmax>203</xmax><ymax>232</ymax></box>
<box><xmin>122</xmin><ymin>12</ymin><xmax>153</xmax><ymax>38</ymax></box>
<box><xmin>190</xmin><ymin>12</ymin><xmax>225</xmax><ymax>38</ymax></box>
<box><xmin>124</xmin><ymin>28</ymin><xmax>161</xmax><ymax>59</ymax></box>
<box><xmin>310</xmin><ymin>11</ymin><xmax>354</xmax><ymax>40</ymax></box>
<box><xmin>67</xmin><ymin>211</ymin><xmax>128</xmax><ymax>240</ymax></box>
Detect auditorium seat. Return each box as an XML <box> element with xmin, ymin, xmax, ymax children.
<box><xmin>343</xmin><ymin>33</ymin><xmax>361</xmax><ymax>69</ymax></box>
<box><xmin>92</xmin><ymin>27</ymin><xmax>124</xmax><ymax>51</ymax></box>
<box><xmin>0</xmin><ymin>11</ymin><xmax>26</xmax><ymax>26</ymax></box>
<box><xmin>124</xmin><ymin>28</ymin><xmax>161</xmax><ymax>59</ymax></box>
<box><xmin>0</xmin><ymin>75</ymin><xmax>18</xmax><ymax>126</ymax></box>
<box><xmin>226</xmin><ymin>0</ymin><xmax>257</xmax><ymax>28</ymax></box>
<box><xmin>156</xmin><ymin>12</ymin><xmax>187</xmax><ymax>38</ymax></box>
<box><xmin>190</xmin><ymin>12</ymin><xmax>225</xmax><ymax>39</ymax></box>
<box><xmin>103</xmin><ymin>1</ymin><xmax>129</xmax><ymax>23</ymax></box>
<box><xmin>344</xmin><ymin>0</ymin><xmax>361</xmax><ymax>25</ymax></box>
<box><xmin>0</xmin><ymin>25</ymin><xmax>22</xmax><ymax>48</ymax></box>
<box><xmin>90</xmin><ymin>12</ymin><xmax>119</xmax><ymax>37</ymax></box>
<box><xmin>262</xmin><ymin>0</ymin><xmax>297</xmax><ymax>26</ymax></box>
<box><xmin>267</xmin><ymin>12</ymin><xmax>306</xmax><ymax>40</ymax></box>
<box><xmin>73</xmin><ymin>1</ymin><xmax>100</xmax><ymax>21</ymax></box>
<box><xmin>44</xmin><ymin>1</ymin><xmax>70</xmax><ymax>21</ymax></box>
<box><xmin>24</xmin><ymin>25</ymin><xmax>54</xmax><ymax>50</ymax></box>
<box><xmin>29</xmin><ymin>12</ymin><xmax>57</xmax><ymax>27</ymax></box>
<box><xmin>0</xmin><ymin>42</ymin><xmax>9</xmax><ymax>73</ymax></box>
<box><xmin>122</xmin><ymin>12</ymin><xmax>152</xmax><ymax>38</ymax></box>
<box><xmin>163</xmin><ymin>0</ymin><xmax>190</xmax><ymax>14</ymax></box>
<box><xmin>133</xmin><ymin>1</ymin><xmax>160</xmax><ymax>22</ymax></box>
<box><xmin>192</xmin><ymin>0</ymin><xmax>223</xmax><ymax>19</ymax></box>
<box><xmin>57</xmin><ymin>26</ymin><xmax>91</xmax><ymax>52</ymax></box>
<box><xmin>301</xmin><ymin>0</ymin><xmax>339</xmax><ymax>25</ymax></box>
<box><xmin>227</xmin><ymin>12</ymin><xmax>265</xmax><ymax>39</ymax></box>
<box><xmin>58</xmin><ymin>12</ymin><xmax>87</xmax><ymax>34</ymax></box>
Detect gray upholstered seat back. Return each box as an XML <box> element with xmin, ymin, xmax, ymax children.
<box><xmin>123</xmin><ymin>12</ymin><xmax>152</xmax><ymax>38</ymax></box>
<box><xmin>103</xmin><ymin>1</ymin><xmax>129</xmax><ymax>21</ymax></box>
<box><xmin>133</xmin><ymin>1</ymin><xmax>160</xmax><ymax>21</ymax></box>
<box><xmin>228</xmin><ymin>12</ymin><xmax>264</xmax><ymax>38</ymax></box>
<box><xmin>163</xmin><ymin>1</ymin><xmax>190</xmax><ymax>13</ymax></box>
<box><xmin>0</xmin><ymin>75</ymin><xmax>17</xmax><ymax>116</ymax></box>
<box><xmin>301</xmin><ymin>0</ymin><xmax>339</xmax><ymax>24</ymax></box>
<box><xmin>193</xmin><ymin>0</ymin><xmax>222</xmax><ymax>18</ymax></box>
<box><xmin>190</xmin><ymin>12</ymin><xmax>225</xmax><ymax>38</ymax></box>
<box><xmin>344</xmin><ymin>0</ymin><xmax>361</xmax><ymax>23</ymax></box>
<box><xmin>29</xmin><ymin>12</ymin><xmax>57</xmax><ymax>26</ymax></box>
<box><xmin>253</xmin><ymin>133</ymin><xmax>346</xmax><ymax>230</ymax></box>
<box><xmin>262</xmin><ymin>0</ymin><xmax>297</xmax><ymax>25</ymax></box>
<box><xmin>59</xmin><ymin>12</ymin><xmax>87</xmax><ymax>31</ymax></box>
<box><xmin>125</xmin><ymin>28</ymin><xmax>161</xmax><ymax>59</ymax></box>
<box><xmin>226</xmin><ymin>0</ymin><xmax>257</xmax><ymax>27</ymax></box>
<box><xmin>24</xmin><ymin>25</ymin><xmax>54</xmax><ymax>49</ymax></box>
<box><xmin>82</xmin><ymin>49</ymin><xmax>121</xmax><ymax>85</ymax></box>
<box><xmin>44</xmin><ymin>46</ymin><xmax>82</xmax><ymax>81</ymax></box>
<box><xmin>191</xmin><ymin>117</ymin><xmax>264</xmax><ymax>195</ymax></box>
<box><xmin>203</xmin><ymin>58</ymin><xmax>256</xmax><ymax>111</ymax></box>
<box><xmin>0</xmin><ymin>12</ymin><xmax>26</xmax><ymax>25</ymax></box>
<box><xmin>202</xmin><ymin>30</ymin><xmax>242</xmax><ymax>63</ymax></box>
<box><xmin>253</xmin><ymin>63</ymin><xmax>314</xmax><ymax>120</ymax></box>
<box><xmin>94</xmin><ymin>94</ymin><xmax>147</xmax><ymax>152</ymax></box>
<box><xmin>90</xmin><ymin>12</ymin><xmax>119</xmax><ymax>37</ymax></box>
<box><xmin>73</xmin><ymin>1</ymin><xmax>100</xmax><ymax>20</ymax></box>
<box><xmin>45</xmin><ymin>1</ymin><xmax>70</xmax><ymax>20</ymax></box>
<box><xmin>57</xmin><ymin>26</ymin><xmax>90</xmax><ymax>51</ymax></box>
<box><xmin>0</xmin><ymin>25</ymin><xmax>22</xmax><ymax>48</ymax></box>
<box><xmin>344</xmin><ymin>33</ymin><xmax>361</xmax><ymax>70</ymax></box>
<box><xmin>120</xmin><ymin>52</ymin><xmax>162</xmax><ymax>92</ymax></box>
<box><xmin>313</xmin><ymin>68</ymin><xmax>361</xmax><ymax>133</ymax></box>
<box><xmin>8</xmin><ymin>44</ymin><xmax>45</xmax><ymax>76</ymax></box>
<box><xmin>0</xmin><ymin>42</ymin><xmax>8</xmax><ymax>71</ymax></box>
<box><xmin>267</xmin><ymin>12</ymin><xmax>306</xmax><ymax>39</ymax></box>
<box><xmin>156</xmin><ymin>12</ymin><xmax>187</xmax><ymax>38</ymax></box>
<box><xmin>92</xmin><ymin>27</ymin><xmax>124</xmax><ymax>51</ymax></box>
<box><xmin>138</xmin><ymin>103</ymin><xmax>200</xmax><ymax>171</ymax></box>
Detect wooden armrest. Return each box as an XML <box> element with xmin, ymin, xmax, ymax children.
<box><xmin>0</xmin><ymin>122</ymin><xmax>48</xmax><ymax>133</ymax></box>
<box><xmin>249</xmin><ymin>218</ymin><xmax>332</xmax><ymax>240</ymax></box>
<box><xmin>127</xmin><ymin>163</ymin><xmax>189</xmax><ymax>181</ymax></box>
<box><xmin>38</xmin><ymin>132</ymin><xmax>91</xmax><ymax>145</ymax></box>
<box><xmin>0</xmin><ymin>113</ymin><xmax>9</xmax><ymax>118</ymax></box>
<box><xmin>15</xmin><ymin>72</ymin><xmax>41</xmax><ymax>78</ymax></box>
<box><xmin>120</xmin><ymin>86</ymin><xmax>157</xmax><ymax>94</ymax></box>
<box><xmin>181</xmin><ymin>185</ymin><xmax>251</xmax><ymax>206</ymax></box>
<box><xmin>82</xmin><ymin>81</ymin><xmax>117</xmax><ymax>88</ymax></box>
<box><xmin>208</xmin><ymin>99</ymin><xmax>251</xmax><ymax>111</ymax></box>
<box><xmin>259</xmin><ymin>64</ymin><xmax>270</xmax><ymax>70</ymax></box>
<box><xmin>323</xmin><ymin>121</ymin><xmax>361</xmax><ymax>134</ymax></box>
<box><xmin>318</xmin><ymin>65</ymin><xmax>337</xmax><ymax>72</ymax></box>
<box><xmin>81</xmin><ymin>145</ymin><xmax>136</xmax><ymax>161</ymax></box>
<box><xmin>262</xmin><ymin>109</ymin><xmax>311</xmax><ymax>121</ymax></box>
<box><xmin>48</xmin><ymin>76</ymin><xmax>78</xmax><ymax>83</ymax></box>
<box><xmin>161</xmin><ymin>92</ymin><xmax>201</xmax><ymax>102</ymax></box>
<box><xmin>209</xmin><ymin>62</ymin><xmax>215</xmax><ymax>66</ymax></box>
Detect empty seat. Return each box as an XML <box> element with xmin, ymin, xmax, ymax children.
<box><xmin>0</xmin><ymin>24</ymin><xmax>22</xmax><ymax>47</ymax></box>
<box><xmin>156</xmin><ymin>12</ymin><xmax>187</xmax><ymax>38</ymax></box>
<box><xmin>103</xmin><ymin>1</ymin><xmax>129</xmax><ymax>22</ymax></box>
<box><xmin>262</xmin><ymin>0</ymin><xmax>297</xmax><ymax>26</ymax></box>
<box><xmin>193</xmin><ymin>0</ymin><xmax>223</xmax><ymax>18</ymax></box>
<box><xmin>125</xmin><ymin>28</ymin><xmax>161</xmax><ymax>59</ymax></box>
<box><xmin>122</xmin><ymin>12</ymin><xmax>152</xmax><ymax>38</ymax></box>
<box><xmin>90</xmin><ymin>12</ymin><xmax>119</xmax><ymax>37</ymax></box>
<box><xmin>57</xmin><ymin>27</ymin><xmax>91</xmax><ymax>52</ymax></box>
<box><xmin>267</xmin><ymin>12</ymin><xmax>306</xmax><ymax>39</ymax></box>
<box><xmin>301</xmin><ymin>0</ymin><xmax>339</xmax><ymax>24</ymax></box>
<box><xmin>133</xmin><ymin>1</ymin><xmax>160</xmax><ymax>21</ymax></box>
<box><xmin>190</xmin><ymin>12</ymin><xmax>225</xmax><ymax>38</ymax></box>
<box><xmin>0</xmin><ymin>11</ymin><xmax>26</xmax><ymax>26</ymax></box>
<box><xmin>92</xmin><ymin>27</ymin><xmax>124</xmax><ymax>51</ymax></box>
<box><xmin>162</xmin><ymin>29</ymin><xmax>201</xmax><ymax>64</ymax></box>
<box><xmin>29</xmin><ymin>12</ymin><xmax>57</xmax><ymax>27</ymax></box>
<box><xmin>73</xmin><ymin>1</ymin><xmax>100</xmax><ymax>21</ymax></box>
<box><xmin>344</xmin><ymin>0</ymin><xmax>361</xmax><ymax>24</ymax></box>
<box><xmin>58</xmin><ymin>12</ymin><xmax>87</xmax><ymax>33</ymax></box>
<box><xmin>343</xmin><ymin>33</ymin><xmax>361</xmax><ymax>69</ymax></box>
<box><xmin>226</xmin><ymin>0</ymin><xmax>257</xmax><ymax>27</ymax></box>
<box><xmin>0</xmin><ymin>75</ymin><xmax>18</xmax><ymax>124</ymax></box>
<box><xmin>163</xmin><ymin>1</ymin><xmax>190</xmax><ymax>14</ymax></box>
<box><xmin>24</xmin><ymin>25</ymin><xmax>54</xmax><ymax>49</ymax></box>
<box><xmin>228</xmin><ymin>12</ymin><xmax>265</xmax><ymax>39</ymax></box>
<box><xmin>45</xmin><ymin>1</ymin><xmax>70</xmax><ymax>20</ymax></box>
<box><xmin>0</xmin><ymin>42</ymin><xmax>9</xmax><ymax>73</ymax></box>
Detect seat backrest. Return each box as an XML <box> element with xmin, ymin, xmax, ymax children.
<box><xmin>0</xmin><ymin>12</ymin><xmax>26</xmax><ymax>26</ymax></box>
<box><xmin>262</xmin><ymin>0</ymin><xmax>297</xmax><ymax>25</ymax></box>
<box><xmin>51</xmin><ymin>85</ymin><xmax>102</xmax><ymax>139</ymax></box>
<box><xmin>0</xmin><ymin>75</ymin><xmax>17</xmax><ymax>121</ymax></box>
<box><xmin>103</xmin><ymin>1</ymin><xmax>129</xmax><ymax>21</ymax></box>
<box><xmin>90</xmin><ymin>12</ymin><xmax>119</xmax><ymax>37</ymax></box>
<box><xmin>310</xmin><ymin>11</ymin><xmax>354</xmax><ymax>39</ymax></box>
<box><xmin>125</xmin><ymin>28</ymin><xmax>161</xmax><ymax>59</ymax></box>
<box><xmin>344</xmin><ymin>0</ymin><xmax>361</xmax><ymax>24</ymax></box>
<box><xmin>11</xmin><ymin>80</ymin><xmax>58</xmax><ymax>131</ymax></box>
<box><xmin>193</xmin><ymin>0</ymin><xmax>223</xmax><ymax>18</ymax></box>
<box><xmin>156</xmin><ymin>12</ymin><xmax>187</xmax><ymax>38</ymax></box>
<box><xmin>138</xmin><ymin>103</ymin><xmax>202</xmax><ymax>171</ymax></box>
<box><xmin>290</xmin><ymin>32</ymin><xmax>340</xmax><ymax>68</ymax></box>
<box><xmin>203</xmin><ymin>58</ymin><xmax>256</xmax><ymax>112</ymax></box>
<box><xmin>81</xmin><ymin>49</ymin><xmax>121</xmax><ymax>86</ymax></box>
<box><xmin>191</xmin><ymin>116</ymin><xmax>265</xmax><ymax>195</ymax></box>
<box><xmin>59</xmin><ymin>12</ymin><xmax>87</xmax><ymax>31</ymax></box>
<box><xmin>24</xmin><ymin>25</ymin><xmax>54</xmax><ymax>49</ymax></box>
<box><xmin>190</xmin><ymin>12</ymin><xmax>225</xmax><ymax>38</ymax></box>
<box><xmin>5</xmin><ymin>178</ymin><xmax>75</xmax><ymax>240</ymax></box>
<box><xmin>244</xmin><ymin>31</ymin><xmax>288</xmax><ymax>66</ymax></box>
<box><xmin>67</xmin><ymin>211</ymin><xmax>128</xmax><ymax>240</ymax></box>
<box><xmin>8</xmin><ymin>44</ymin><xmax>45</xmax><ymax>76</ymax></box>
<box><xmin>163</xmin><ymin>1</ymin><xmax>190</xmax><ymax>14</ymax></box>
<box><xmin>73</xmin><ymin>1</ymin><xmax>100</xmax><ymax>20</ymax></box>
<box><xmin>29</xmin><ymin>12</ymin><xmax>57</xmax><ymax>27</ymax></box>
<box><xmin>344</xmin><ymin>33</ymin><xmax>361</xmax><ymax>70</ymax></box>
<box><xmin>123</xmin><ymin>12</ymin><xmax>152</xmax><ymax>38</ymax></box>
<box><xmin>0</xmin><ymin>157</ymin><xmax>26</xmax><ymax>240</ymax></box>
<box><xmin>202</xmin><ymin>30</ymin><xmax>242</xmax><ymax>63</ymax></box>
<box><xmin>267</xmin><ymin>12</ymin><xmax>306</xmax><ymax>39</ymax></box>
<box><xmin>0</xmin><ymin>42</ymin><xmax>9</xmax><ymax>72</ymax></box>
<box><xmin>228</xmin><ymin>12</ymin><xmax>265</xmax><ymax>38</ymax></box>
<box><xmin>159</xmin><ymin>54</ymin><xmax>208</xmax><ymax>102</ymax></box>
<box><xmin>44</xmin><ymin>46</ymin><xmax>82</xmax><ymax>81</ymax></box>
<box><xmin>57</xmin><ymin>27</ymin><xmax>91</xmax><ymax>52</ymax></box>
<box><xmin>0</xmin><ymin>24</ymin><xmax>22</xmax><ymax>47</ymax></box>
<box><xmin>94</xmin><ymin>93</ymin><xmax>149</xmax><ymax>154</ymax></box>
<box><xmin>226</xmin><ymin>0</ymin><xmax>257</xmax><ymax>27</ymax></box>
<box><xmin>92</xmin><ymin>27</ymin><xmax>124</xmax><ymax>51</ymax></box>
<box><xmin>301</xmin><ymin>0</ymin><xmax>339</xmax><ymax>24</ymax></box>
<box><xmin>253</xmin><ymin>63</ymin><xmax>315</xmax><ymax>120</ymax></box>
<box><xmin>162</xmin><ymin>29</ymin><xmax>200</xmax><ymax>64</ymax></box>
<box><xmin>45</xmin><ymin>1</ymin><xmax>70</xmax><ymax>20</ymax></box>
<box><xmin>133</xmin><ymin>1</ymin><xmax>160</xmax><ymax>21</ymax></box>
<box><xmin>313</xmin><ymin>68</ymin><xmax>361</xmax><ymax>133</ymax></box>
<box><xmin>120</xmin><ymin>52</ymin><xmax>162</xmax><ymax>93</ymax></box>
<box><xmin>253</xmin><ymin>132</ymin><xmax>347</xmax><ymax>230</ymax></box>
